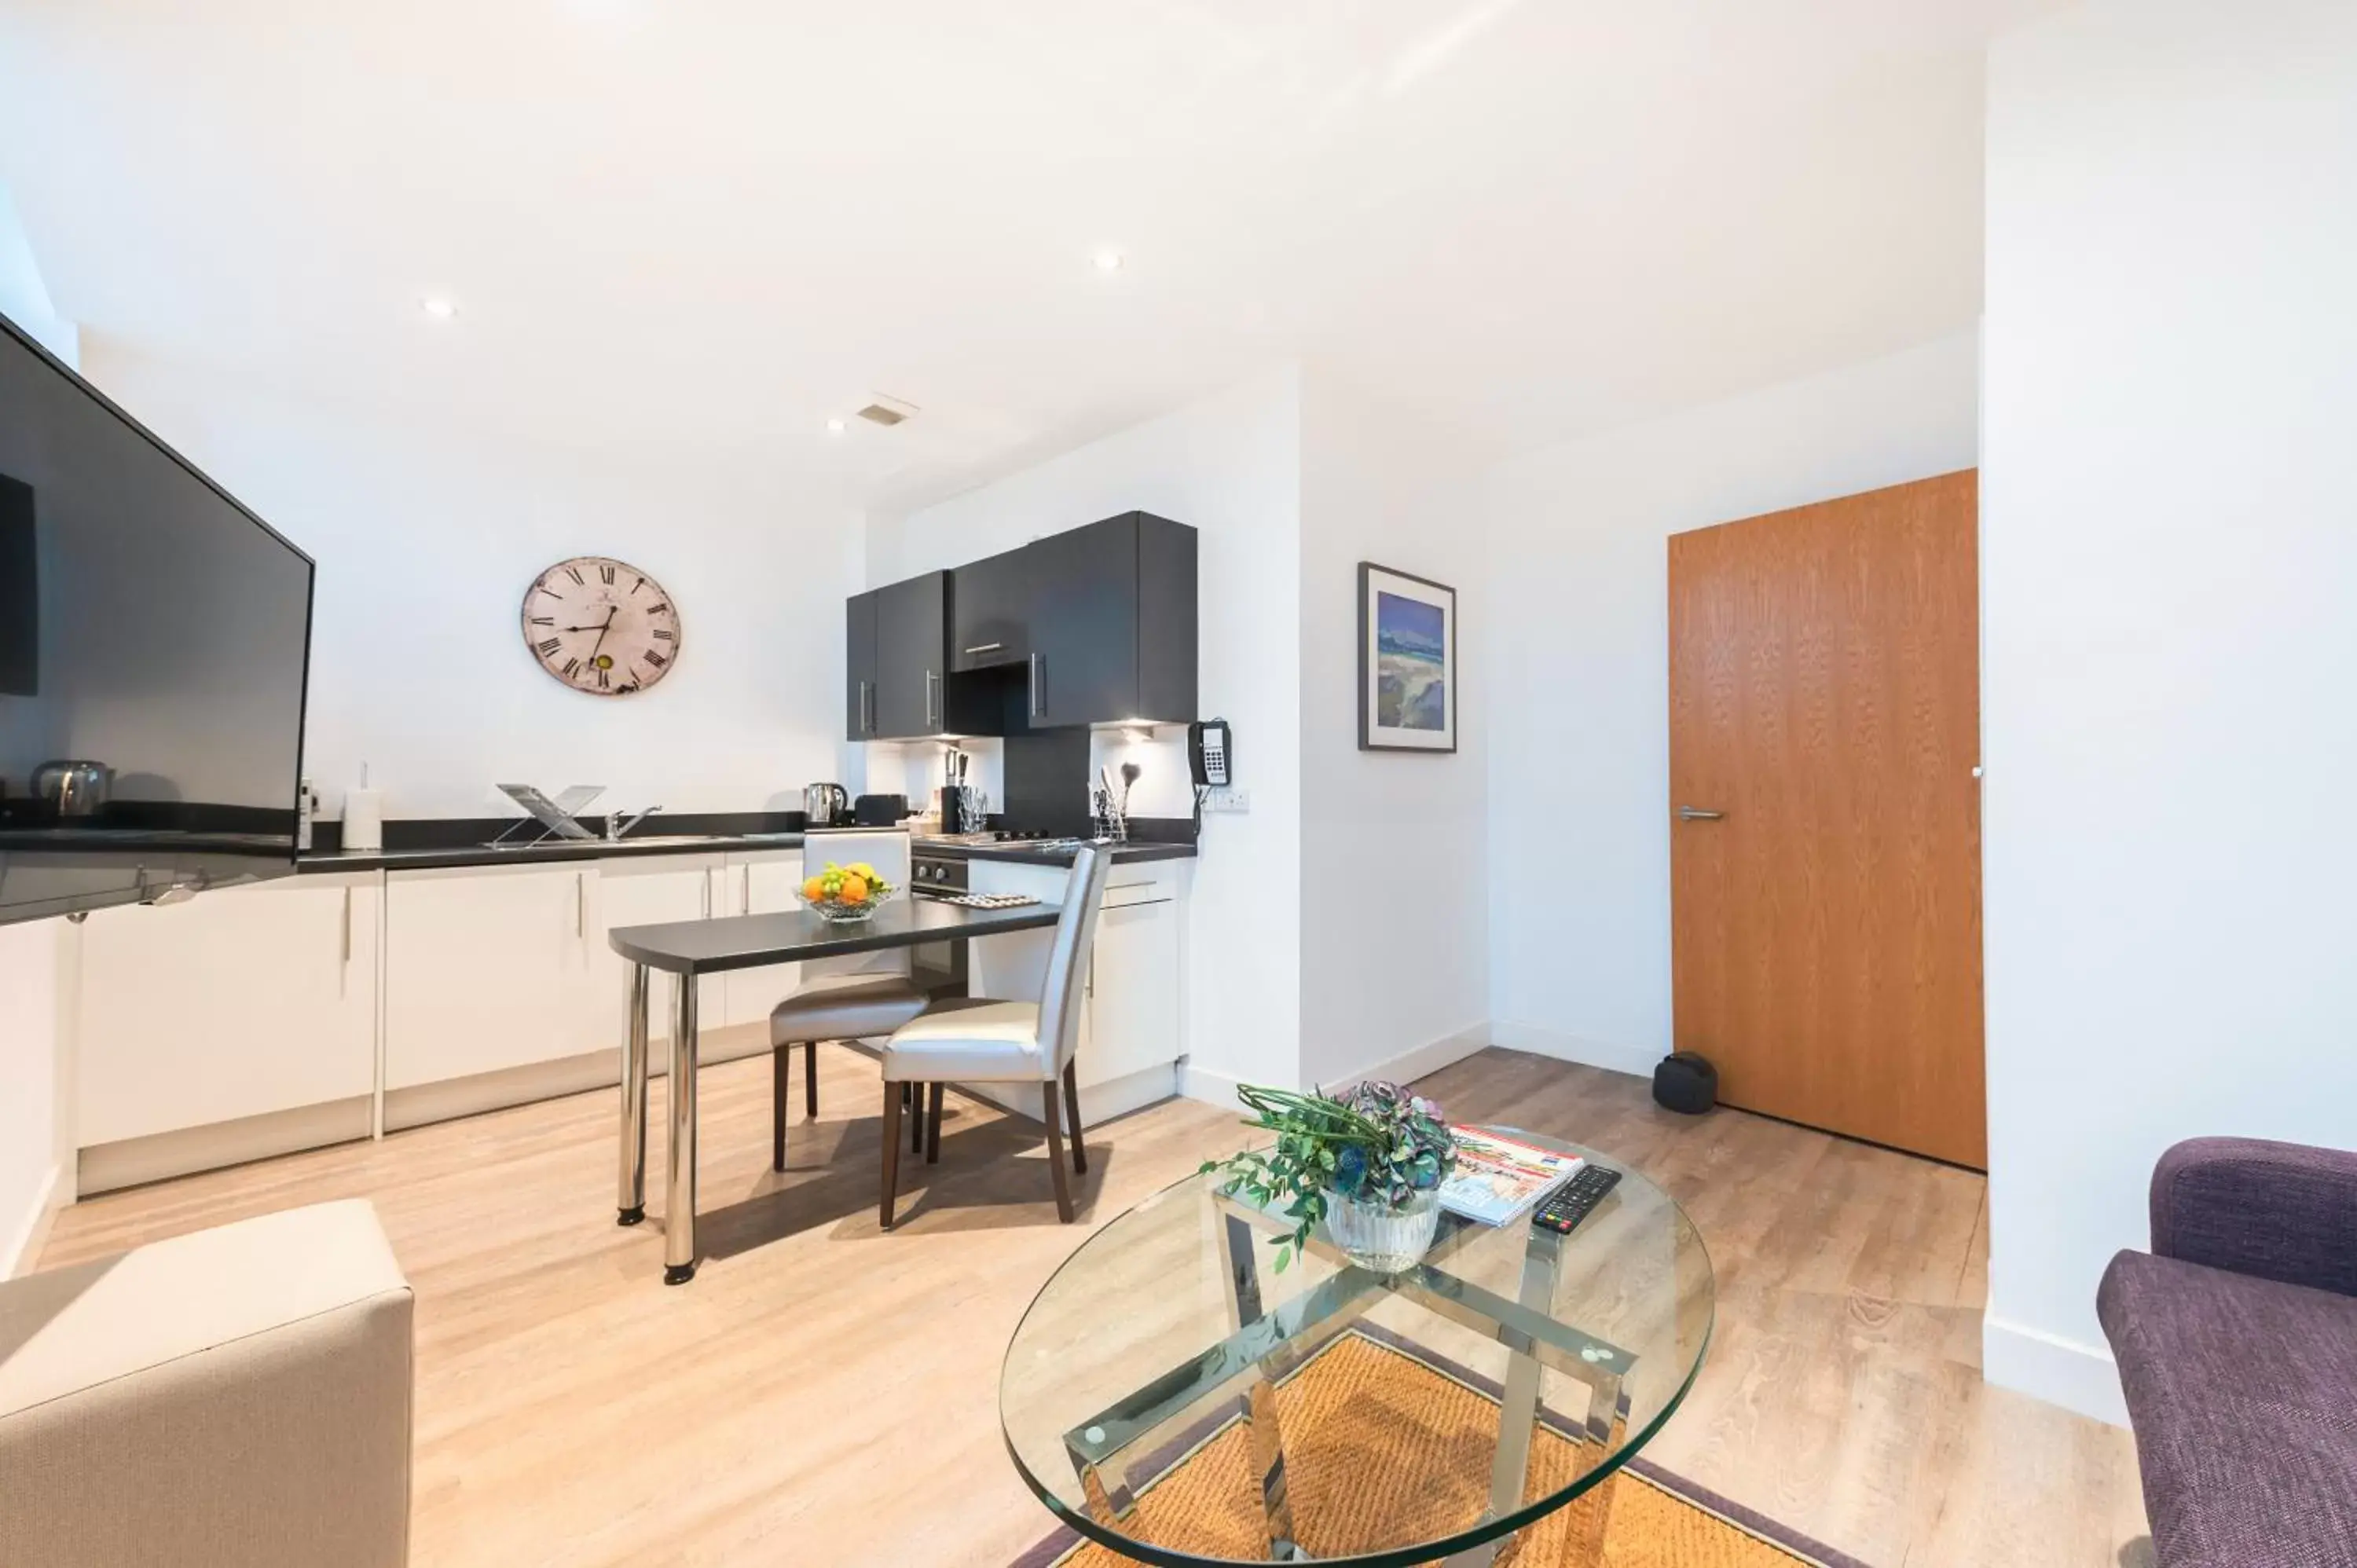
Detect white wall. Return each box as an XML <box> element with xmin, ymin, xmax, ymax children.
<box><xmin>1477</xmin><ymin>333</ymin><xmax>1981</xmax><ymax>1076</ymax></box>
<box><xmin>1981</xmin><ymin>0</ymin><xmax>2357</xmax><ymax>1425</ymax></box>
<box><xmin>1297</xmin><ymin>369</ymin><xmax>1490</xmax><ymax>1088</ymax></box>
<box><xmin>1</xmin><ymin>185</ymin><xmax>72</xmax><ymax>1275</ymax></box>
<box><xmin>80</xmin><ymin>341</ymin><xmax>858</xmax><ymax>822</ymax></box>
<box><xmin>0</xmin><ymin>182</ymin><xmax>76</xmax><ymax>368</ymax></box>
<box><xmin>867</xmin><ymin>368</ymin><xmax>1306</xmax><ymax>1097</ymax></box>
<box><xmin>0</xmin><ymin>918</ymin><xmax>70</xmax><ymax>1276</ymax></box>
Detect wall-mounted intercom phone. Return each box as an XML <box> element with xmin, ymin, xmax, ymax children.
<box><xmin>1189</xmin><ymin>719</ymin><xmax>1232</xmax><ymax>788</ymax></box>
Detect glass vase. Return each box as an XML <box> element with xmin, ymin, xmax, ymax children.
<box><xmin>1321</xmin><ymin>1186</ymin><xmax>1442</xmax><ymax>1273</ymax></box>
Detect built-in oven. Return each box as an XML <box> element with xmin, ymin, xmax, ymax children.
<box><xmin>909</xmin><ymin>848</ymin><xmax>969</xmax><ymax>996</ymax></box>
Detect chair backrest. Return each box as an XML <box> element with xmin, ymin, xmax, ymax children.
<box><xmin>801</xmin><ymin>829</ymin><xmax>913</xmax><ymax>979</ymax></box>
<box><xmin>1034</xmin><ymin>844</ymin><xmax>1116</xmax><ymax>1079</ymax></box>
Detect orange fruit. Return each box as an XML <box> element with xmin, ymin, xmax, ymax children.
<box><xmin>801</xmin><ymin>875</ymin><xmax>825</xmax><ymax>903</ymax></box>
<box><xmin>839</xmin><ymin>875</ymin><xmax>870</xmax><ymax>905</ymax></box>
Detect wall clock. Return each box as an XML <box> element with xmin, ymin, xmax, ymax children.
<box><xmin>521</xmin><ymin>556</ymin><xmax>680</xmax><ymax>696</ymax></box>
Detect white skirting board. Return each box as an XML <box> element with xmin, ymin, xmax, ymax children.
<box><xmin>2</xmin><ymin>1160</ymin><xmax>67</xmax><ymax>1279</ymax></box>
<box><xmin>1180</xmin><ymin>1024</ymin><xmax>1497</xmax><ymax>1111</ymax></box>
<box><xmin>1320</xmin><ymin>1023</ymin><xmax>1493</xmax><ymax>1095</ymax></box>
<box><xmin>1983</xmin><ymin>1313</ymin><xmax>2130</xmax><ymax>1428</ymax></box>
<box><xmin>1486</xmin><ymin>1019</ymin><xmax>1659</xmax><ymax>1081</ymax></box>
<box><xmin>80</xmin><ymin>1098</ymin><xmax>373</xmax><ymax>1197</ymax></box>
<box><xmin>955</xmin><ymin>1062</ymin><xmax>1178</xmax><ymax>1130</ymax></box>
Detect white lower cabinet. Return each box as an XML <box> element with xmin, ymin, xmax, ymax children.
<box><xmin>75</xmin><ymin>870</ymin><xmax>381</xmax><ymax>1192</ymax></box>
<box><xmin>71</xmin><ymin>845</ymin><xmax>1191</xmax><ymax>1182</ymax></box>
<box><xmin>383</xmin><ymin>863</ymin><xmax>603</xmax><ymax>1102</ymax></box>
<box><xmin>964</xmin><ymin>858</ymin><xmax>1186</xmax><ymax>1119</ymax></box>
<box><xmin>591</xmin><ymin>853</ymin><xmax>726</xmax><ymax>1048</ymax></box>
<box><xmin>717</xmin><ymin>850</ymin><xmax>806</xmax><ymax>1027</ymax></box>
<box><xmin>1086</xmin><ymin>899</ymin><xmax>1182</xmax><ymax>1084</ymax></box>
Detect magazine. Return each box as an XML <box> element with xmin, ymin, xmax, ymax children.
<box><xmin>1438</xmin><ymin>1127</ymin><xmax>1584</xmax><ymax>1226</ymax></box>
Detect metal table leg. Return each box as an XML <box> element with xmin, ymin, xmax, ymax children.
<box><xmin>662</xmin><ymin>972</ymin><xmax>700</xmax><ymax>1284</ymax></box>
<box><xmin>1446</xmin><ymin>1228</ymin><xmax>1567</xmax><ymax>1568</ymax></box>
<box><xmin>1217</xmin><ymin>1211</ymin><xmax>1303</xmax><ymax>1561</ymax></box>
<box><xmin>616</xmin><ymin>964</ymin><xmax>650</xmax><ymax>1225</ymax></box>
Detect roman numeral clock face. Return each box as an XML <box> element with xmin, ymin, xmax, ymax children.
<box><xmin>521</xmin><ymin>557</ymin><xmax>681</xmax><ymax>696</ymax></box>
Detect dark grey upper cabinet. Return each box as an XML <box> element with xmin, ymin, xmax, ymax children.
<box><xmin>844</xmin><ymin>588</ymin><xmax>878</xmax><ymax>742</ymax></box>
<box><xmin>975</xmin><ymin>511</ymin><xmax>1197</xmax><ymax>730</ymax></box>
<box><xmin>949</xmin><ymin>548</ymin><xmax>1032</xmax><ymax>672</ymax></box>
<box><xmin>845</xmin><ymin>570</ymin><xmax>948</xmax><ymax>741</ymax></box>
<box><xmin>874</xmin><ymin>571</ymin><xmax>947</xmax><ymax>738</ymax></box>
<box><xmin>856</xmin><ymin>514</ymin><xmax>1196</xmax><ymax>739</ymax></box>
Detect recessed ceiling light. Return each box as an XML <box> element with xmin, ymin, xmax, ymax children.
<box><xmin>419</xmin><ymin>296</ymin><xmax>457</xmax><ymax>321</ymax></box>
<box><xmin>1092</xmin><ymin>248</ymin><xmax>1126</xmax><ymax>273</ymax></box>
<box><xmin>826</xmin><ymin>417</ymin><xmax>846</xmax><ymax>434</ymax></box>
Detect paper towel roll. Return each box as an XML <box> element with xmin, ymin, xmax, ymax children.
<box><xmin>343</xmin><ymin>785</ymin><xmax>383</xmax><ymax>853</ymax></box>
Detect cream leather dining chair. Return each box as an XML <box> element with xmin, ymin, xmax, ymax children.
<box><xmin>876</xmin><ymin>844</ymin><xmax>1115</xmax><ymax>1228</ymax></box>
<box><xmin>768</xmin><ymin>828</ymin><xmax>929</xmax><ymax>1170</ymax></box>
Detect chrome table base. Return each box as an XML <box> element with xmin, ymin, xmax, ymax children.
<box><xmin>1060</xmin><ymin>1197</ymin><xmax>1634</xmax><ymax>1566</ymax></box>
<box><xmin>615</xmin><ymin>962</ymin><xmax>702</xmax><ymax>1284</ymax></box>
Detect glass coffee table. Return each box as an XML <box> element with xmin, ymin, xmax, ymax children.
<box><xmin>1001</xmin><ymin>1129</ymin><xmax>1713</xmax><ymax>1566</ymax></box>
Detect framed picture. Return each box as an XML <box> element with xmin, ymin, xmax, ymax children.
<box><xmin>1358</xmin><ymin>562</ymin><xmax>1457</xmax><ymax>753</ymax></box>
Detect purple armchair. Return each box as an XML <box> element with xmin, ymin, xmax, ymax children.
<box><xmin>2099</xmin><ymin>1138</ymin><xmax>2357</xmax><ymax>1567</ymax></box>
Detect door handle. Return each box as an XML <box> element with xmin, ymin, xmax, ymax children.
<box><xmin>1677</xmin><ymin>807</ymin><xmax>1726</xmax><ymax>822</ymax></box>
<box><xmin>1028</xmin><ymin>652</ymin><xmax>1046</xmax><ymax>720</ymax></box>
<box><xmin>963</xmin><ymin>642</ymin><xmax>1003</xmax><ymax>656</ymax></box>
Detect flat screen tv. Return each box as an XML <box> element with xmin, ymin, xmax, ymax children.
<box><xmin>0</xmin><ymin>308</ymin><xmax>313</xmax><ymax>925</ymax></box>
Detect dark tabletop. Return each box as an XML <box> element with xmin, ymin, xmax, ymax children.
<box><xmin>607</xmin><ymin>897</ymin><xmax>1064</xmax><ymax>975</ymax></box>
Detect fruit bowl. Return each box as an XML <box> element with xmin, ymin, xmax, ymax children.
<box><xmin>801</xmin><ymin>861</ymin><xmax>897</xmax><ymax>923</ymax></box>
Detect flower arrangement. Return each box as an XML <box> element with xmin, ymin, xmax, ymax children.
<box><xmin>1200</xmin><ymin>1081</ymin><xmax>1459</xmax><ymax>1272</ymax></box>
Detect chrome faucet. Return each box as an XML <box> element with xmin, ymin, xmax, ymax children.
<box><xmin>605</xmin><ymin>805</ymin><xmax>663</xmax><ymax>841</ymax></box>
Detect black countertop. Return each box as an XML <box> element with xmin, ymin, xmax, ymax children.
<box><xmin>608</xmin><ymin>898</ymin><xmax>1064</xmax><ymax>976</ymax></box>
<box><xmin>298</xmin><ymin>831</ymin><xmax>1195</xmax><ymax>875</ymax></box>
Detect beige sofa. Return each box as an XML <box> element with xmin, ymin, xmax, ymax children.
<box><xmin>0</xmin><ymin>1200</ymin><xmax>412</xmax><ymax>1567</ymax></box>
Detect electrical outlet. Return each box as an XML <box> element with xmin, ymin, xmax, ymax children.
<box><xmin>1203</xmin><ymin>787</ymin><xmax>1251</xmax><ymax>813</ymax></box>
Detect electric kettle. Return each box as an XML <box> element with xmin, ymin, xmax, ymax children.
<box><xmin>803</xmin><ymin>782</ymin><xmax>849</xmax><ymax>826</ymax></box>
<box><xmin>34</xmin><ymin>760</ymin><xmax>112</xmax><ymax>817</ymax></box>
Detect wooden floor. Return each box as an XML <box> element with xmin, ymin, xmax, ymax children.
<box><xmin>39</xmin><ymin>1041</ymin><xmax>2149</xmax><ymax>1567</ymax></box>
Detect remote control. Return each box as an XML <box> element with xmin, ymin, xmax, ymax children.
<box><xmin>1532</xmin><ymin>1164</ymin><xmax>1622</xmax><ymax>1236</ymax></box>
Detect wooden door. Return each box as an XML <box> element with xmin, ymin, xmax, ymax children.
<box><xmin>1668</xmin><ymin>470</ymin><xmax>1985</xmax><ymax>1167</ymax></box>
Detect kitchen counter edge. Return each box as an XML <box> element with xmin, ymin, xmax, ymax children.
<box><xmin>296</xmin><ymin>835</ymin><xmax>1196</xmax><ymax>875</ymax></box>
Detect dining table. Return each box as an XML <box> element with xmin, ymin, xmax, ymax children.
<box><xmin>607</xmin><ymin>896</ymin><xmax>1063</xmax><ymax>1284</ymax></box>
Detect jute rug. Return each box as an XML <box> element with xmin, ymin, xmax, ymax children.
<box><xmin>1013</xmin><ymin>1330</ymin><xmax>1864</xmax><ymax>1568</ymax></box>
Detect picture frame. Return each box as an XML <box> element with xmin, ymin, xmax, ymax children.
<box><xmin>1358</xmin><ymin>562</ymin><xmax>1457</xmax><ymax>753</ymax></box>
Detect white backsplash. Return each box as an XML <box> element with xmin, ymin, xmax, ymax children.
<box><xmin>855</xmin><ymin>726</ymin><xmax>1193</xmax><ymax>827</ymax></box>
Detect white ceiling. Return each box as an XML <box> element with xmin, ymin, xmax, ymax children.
<box><xmin>0</xmin><ymin>0</ymin><xmax>2062</xmax><ymax>511</ymax></box>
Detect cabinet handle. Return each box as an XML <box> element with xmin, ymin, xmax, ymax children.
<box><xmin>577</xmin><ymin>872</ymin><xmax>587</xmax><ymax>938</ymax></box>
<box><xmin>926</xmin><ymin>669</ymin><xmax>940</xmax><ymax>731</ymax></box>
<box><xmin>963</xmin><ymin>642</ymin><xmax>1003</xmax><ymax>655</ymax></box>
<box><xmin>340</xmin><ymin>886</ymin><xmax>353</xmax><ymax>965</ymax></box>
<box><xmin>862</xmin><ymin>680</ymin><xmax>875</xmax><ymax>735</ymax></box>
<box><xmin>1028</xmin><ymin>652</ymin><xmax>1046</xmax><ymax>720</ymax></box>
<box><xmin>1086</xmin><ymin>950</ymin><xmax>1094</xmax><ymax>998</ymax></box>
<box><xmin>742</xmin><ymin>868</ymin><xmax>751</xmax><ymax>917</ymax></box>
